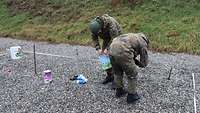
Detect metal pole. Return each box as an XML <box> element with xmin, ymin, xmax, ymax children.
<box><xmin>33</xmin><ymin>44</ymin><xmax>37</xmax><ymax>75</ymax></box>
<box><xmin>192</xmin><ymin>73</ymin><xmax>197</xmax><ymax>113</ymax></box>
<box><xmin>76</xmin><ymin>48</ymin><xmax>78</xmax><ymax>56</ymax></box>
<box><xmin>167</xmin><ymin>67</ymin><xmax>173</xmax><ymax>80</ymax></box>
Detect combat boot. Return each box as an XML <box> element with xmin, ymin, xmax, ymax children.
<box><xmin>127</xmin><ymin>93</ymin><xmax>140</xmax><ymax>104</ymax></box>
<box><xmin>116</xmin><ymin>88</ymin><xmax>127</xmax><ymax>98</ymax></box>
<box><xmin>102</xmin><ymin>75</ymin><xmax>114</xmax><ymax>84</ymax></box>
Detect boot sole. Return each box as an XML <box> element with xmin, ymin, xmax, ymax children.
<box><xmin>116</xmin><ymin>92</ymin><xmax>127</xmax><ymax>98</ymax></box>
<box><xmin>127</xmin><ymin>97</ymin><xmax>140</xmax><ymax>104</ymax></box>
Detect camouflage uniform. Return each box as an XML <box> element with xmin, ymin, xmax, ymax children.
<box><xmin>91</xmin><ymin>14</ymin><xmax>122</xmax><ymax>51</ymax></box>
<box><xmin>90</xmin><ymin>14</ymin><xmax>122</xmax><ymax>85</ymax></box>
<box><xmin>109</xmin><ymin>33</ymin><xmax>149</xmax><ymax>94</ymax></box>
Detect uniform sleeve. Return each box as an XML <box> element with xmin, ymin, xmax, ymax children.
<box><xmin>109</xmin><ymin>20</ymin><xmax>122</xmax><ymax>38</ymax></box>
<box><xmin>100</xmin><ymin>14</ymin><xmax>122</xmax><ymax>51</ymax></box>
<box><xmin>101</xmin><ymin>15</ymin><xmax>122</xmax><ymax>51</ymax></box>
<box><xmin>101</xmin><ymin>14</ymin><xmax>122</xmax><ymax>38</ymax></box>
<box><xmin>102</xmin><ymin>37</ymin><xmax>111</xmax><ymax>51</ymax></box>
<box><xmin>139</xmin><ymin>47</ymin><xmax>148</xmax><ymax>68</ymax></box>
<box><xmin>91</xmin><ymin>33</ymin><xmax>101</xmax><ymax>50</ymax></box>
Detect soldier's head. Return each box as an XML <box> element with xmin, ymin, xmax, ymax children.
<box><xmin>89</xmin><ymin>17</ymin><xmax>103</xmax><ymax>34</ymax></box>
<box><xmin>138</xmin><ymin>33</ymin><xmax>150</xmax><ymax>47</ymax></box>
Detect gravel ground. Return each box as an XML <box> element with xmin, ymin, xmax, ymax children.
<box><xmin>0</xmin><ymin>38</ymin><xmax>200</xmax><ymax>113</ymax></box>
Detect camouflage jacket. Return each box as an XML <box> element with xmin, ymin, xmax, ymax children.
<box><xmin>91</xmin><ymin>14</ymin><xmax>122</xmax><ymax>50</ymax></box>
<box><xmin>109</xmin><ymin>33</ymin><xmax>149</xmax><ymax>68</ymax></box>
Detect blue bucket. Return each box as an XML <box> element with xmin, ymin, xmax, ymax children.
<box><xmin>98</xmin><ymin>55</ymin><xmax>112</xmax><ymax>70</ymax></box>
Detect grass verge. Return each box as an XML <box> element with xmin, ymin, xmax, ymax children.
<box><xmin>0</xmin><ymin>0</ymin><xmax>200</xmax><ymax>54</ymax></box>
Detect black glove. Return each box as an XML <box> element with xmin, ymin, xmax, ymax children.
<box><xmin>70</xmin><ymin>75</ymin><xmax>78</xmax><ymax>81</ymax></box>
<box><xmin>134</xmin><ymin>58</ymin><xmax>145</xmax><ymax>68</ymax></box>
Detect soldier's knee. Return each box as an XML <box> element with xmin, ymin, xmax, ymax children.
<box><xmin>128</xmin><ymin>76</ymin><xmax>137</xmax><ymax>80</ymax></box>
<box><xmin>127</xmin><ymin>71</ymin><xmax>138</xmax><ymax>80</ymax></box>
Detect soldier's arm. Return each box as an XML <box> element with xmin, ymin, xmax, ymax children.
<box><xmin>139</xmin><ymin>47</ymin><xmax>148</xmax><ymax>68</ymax></box>
<box><xmin>102</xmin><ymin>25</ymin><xmax>111</xmax><ymax>51</ymax></box>
<box><xmin>134</xmin><ymin>58</ymin><xmax>141</xmax><ymax>67</ymax></box>
<box><xmin>134</xmin><ymin>47</ymin><xmax>148</xmax><ymax>68</ymax></box>
<box><xmin>102</xmin><ymin>37</ymin><xmax>111</xmax><ymax>51</ymax></box>
<box><xmin>102</xmin><ymin>24</ymin><xmax>121</xmax><ymax>51</ymax></box>
<box><xmin>91</xmin><ymin>33</ymin><xmax>101</xmax><ymax>50</ymax></box>
<box><xmin>101</xmin><ymin>15</ymin><xmax>122</xmax><ymax>51</ymax></box>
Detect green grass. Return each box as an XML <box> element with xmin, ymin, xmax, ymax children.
<box><xmin>0</xmin><ymin>0</ymin><xmax>200</xmax><ymax>54</ymax></box>
<box><xmin>0</xmin><ymin>0</ymin><xmax>28</xmax><ymax>37</ymax></box>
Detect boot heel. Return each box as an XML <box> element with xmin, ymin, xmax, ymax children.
<box><xmin>116</xmin><ymin>88</ymin><xmax>127</xmax><ymax>98</ymax></box>
<box><xmin>127</xmin><ymin>93</ymin><xmax>140</xmax><ymax>104</ymax></box>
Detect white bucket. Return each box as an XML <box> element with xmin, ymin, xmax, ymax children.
<box><xmin>10</xmin><ymin>46</ymin><xmax>23</xmax><ymax>59</ymax></box>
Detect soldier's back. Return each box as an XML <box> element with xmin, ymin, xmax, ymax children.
<box><xmin>110</xmin><ymin>33</ymin><xmax>147</xmax><ymax>57</ymax></box>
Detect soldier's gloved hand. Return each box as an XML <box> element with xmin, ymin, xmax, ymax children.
<box><xmin>103</xmin><ymin>49</ymin><xmax>109</xmax><ymax>55</ymax></box>
<box><xmin>70</xmin><ymin>75</ymin><xmax>78</xmax><ymax>81</ymax></box>
<box><xmin>97</xmin><ymin>49</ymin><xmax>106</xmax><ymax>55</ymax></box>
<box><xmin>134</xmin><ymin>58</ymin><xmax>145</xmax><ymax>68</ymax></box>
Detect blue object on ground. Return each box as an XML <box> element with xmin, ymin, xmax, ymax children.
<box><xmin>76</xmin><ymin>79</ymin><xmax>87</xmax><ymax>84</ymax></box>
<box><xmin>71</xmin><ymin>74</ymin><xmax>88</xmax><ymax>84</ymax></box>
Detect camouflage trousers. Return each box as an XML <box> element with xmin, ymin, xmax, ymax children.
<box><xmin>110</xmin><ymin>55</ymin><xmax>138</xmax><ymax>94</ymax></box>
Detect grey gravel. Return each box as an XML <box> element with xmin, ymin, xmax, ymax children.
<box><xmin>0</xmin><ymin>37</ymin><xmax>200</xmax><ymax>113</ymax></box>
